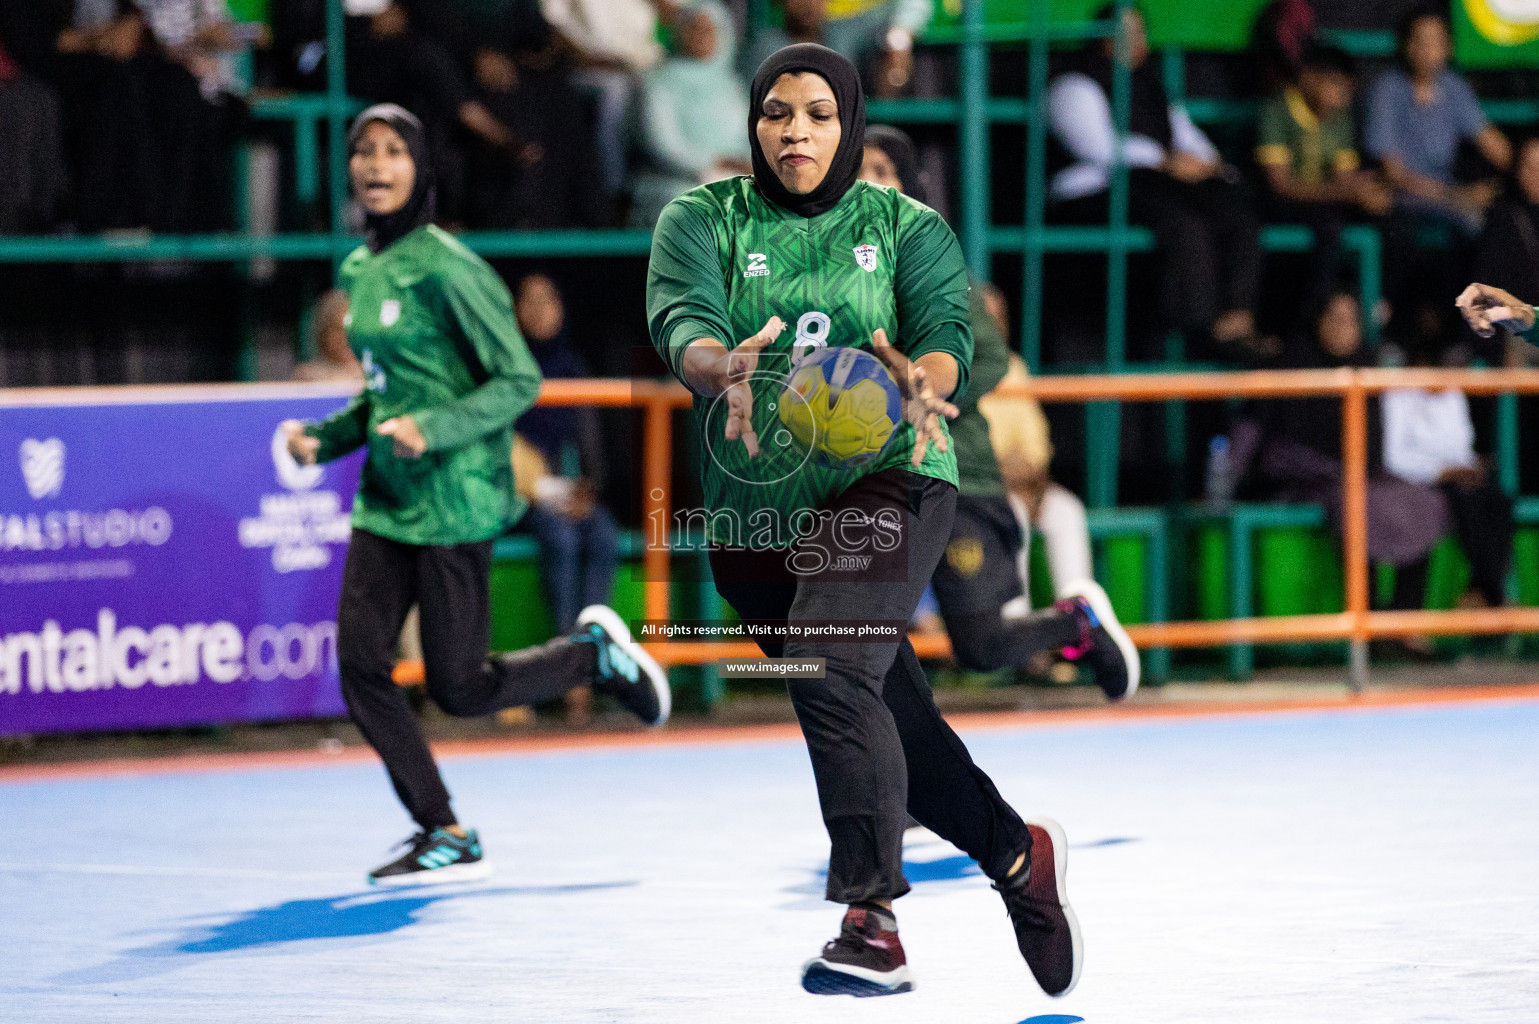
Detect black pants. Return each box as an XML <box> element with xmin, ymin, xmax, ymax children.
<box><xmin>1382</xmin><ymin>481</ymin><xmax>1513</xmax><ymax>610</ymax></box>
<box><xmin>930</xmin><ymin>494</ymin><xmax>1081</xmax><ymax>672</ymax></box>
<box><xmin>1444</xmin><ymin>480</ymin><xmax>1514</xmax><ymax>607</ymax></box>
<box><xmin>337</xmin><ymin>528</ymin><xmax>598</xmax><ymax>830</ymax></box>
<box><xmin>1057</xmin><ymin>169</ymin><xmax>1264</xmax><ymax>333</ymax></box>
<box><xmin>708</xmin><ymin>470</ymin><xmax>1032</xmax><ymax>905</ymax></box>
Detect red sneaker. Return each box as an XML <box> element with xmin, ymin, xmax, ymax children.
<box><xmin>800</xmin><ymin>906</ymin><xmax>914</xmax><ymax>997</ymax></box>
<box><xmin>995</xmin><ymin>818</ymin><xmax>1083</xmax><ymax>996</ymax></box>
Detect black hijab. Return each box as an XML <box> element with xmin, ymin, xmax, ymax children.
<box><xmin>864</xmin><ymin>124</ymin><xmax>926</xmax><ymax>205</ymax></box>
<box><xmin>748</xmin><ymin>43</ymin><xmax>865</xmax><ymax>218</ymax></box>
<box><xmin>347</xmin><ymin>103</ymin><xmax>437</xmax><ymax>253</ymax></box>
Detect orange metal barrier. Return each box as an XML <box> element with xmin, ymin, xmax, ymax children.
<box><xmin>421</xmin><ymin>369</ymin><xmax>1539</xmax><ymax>687</ymax></box>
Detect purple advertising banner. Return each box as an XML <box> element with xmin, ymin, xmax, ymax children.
<box><xmin>0</xmin><ymin>384</ymin><xmax>365</xmax><ymax>736</ymax></box>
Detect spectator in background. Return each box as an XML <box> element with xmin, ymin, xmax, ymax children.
<box><xmin>134</xmin><ymin>0</ymin><xmax>259</xmax><ymax>99</ymax></box>
<box><xmin>1367</xmin><ymin>6</ymin><xmax>1511</xmax><ymax>236</ymax></box>
<box><xmin>291</xmin><ymin>289</ymin><xmax>363</xmax><ymax>383</ymax></box>
<box><xmin>0</xmin><ymin>42</ymin><xmax>69</xmax><ymax>234</ymax></box>
<box><xmin>1048</xmin><ymin>2</ymin><xmax>1268</xmax><ymax>362</ymax></box>
<box><xmin>630</xmin><ymin>2</ymin><xmax>752</xmax><ymax>227</ymax></box>
<box><xmin>1382</xmin><ymin>337</ymin><xmax>1513</xmax><ymax>611</ymax></box>
<box><xmin>50</xmin><ymin>1</ymin><xmax>236</xmax><ymax>232</ymax></box>
<box><xmin>1256</xmin><ymin>44</ymin><xmax>1392</xmax><ymax>317</ymax></box>
<box><xmin>742</xmin><ymin>0</ymin><xmax>823</xmax><ymax>81</ymax></box>
<box><xmin>1250</xmin><ymin>292</ymin><xmax>1448</xmax><ymax>640</ymax></box>
<box><xmin>981</xmin><ymin>352</ymin><xmax>1096</xmax><ymax>625</ymax></box>
<box><xmin>1472</xmin><ymin>135</ymin><xmax>1539</xmax><ymax>363</ymax></box>
<box><xmin>512</xmin><ymin>274</ymin><xmax>619</xmax><ymax>704</ymax></box>
<box><xmin>540</xmin><ymin>0</ymin><xmax>676</xmax><ymax>217</ymax></box>
<box><xmin>467</xmin><ymin>44</ymin><xmax>599</xmax><ymax>228</ymax></box>
<box><xmin>1368</xmin><ymin>7</ymin><xmax>1511</xmax><ymax>358</ymax></box>
<box><xmin>343</xmin><ymin>1</ymin><xmax>524</xmax><ymax>223</ymax></box>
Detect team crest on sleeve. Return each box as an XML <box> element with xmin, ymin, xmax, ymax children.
<box><xmin>379</xmin><ymin>299</ymin><xmax>401</xmax><ymax>326</ymax></box>
<box><xmin>853</xmin><ymin>245</ymin><xmax>879</xmax><ymax>272</ymax></box>
<box><xmin>743</xmin><ymin>253</ymin><xmax>770</xmax><ymax>278</ymax></box>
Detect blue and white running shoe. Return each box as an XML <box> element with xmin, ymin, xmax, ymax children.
<box><xmin>576</xmin><ymin>604</ymin><xmax>671</xmax><ymax>726</ymax></box>
<box><xmin>368</xmin><ymin>827</ymin><xmax>491</xmax><ymax>887</ymax></box>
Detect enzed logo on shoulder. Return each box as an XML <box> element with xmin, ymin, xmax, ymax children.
<box><xmin>743</xmin><ymin>253</ymin><xmax>770</xmax><ymax>279</ymax></box>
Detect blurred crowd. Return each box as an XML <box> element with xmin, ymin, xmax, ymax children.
<box><xmin>1047</xmin><ymin>1</ymin><xmax>1532</xmax><ymax>365</ymax></box>
<box><xmin>0</xmin><ymin>0</ymin><xmax>934</xmax><ymax>235</ymax></box>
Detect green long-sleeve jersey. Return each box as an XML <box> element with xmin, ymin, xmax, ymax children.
<box><xmin>951</xmin><ymin>282</ymin><xmax>1009</xmax><ymax>497</ymax></box>
<box><xmin>306</xmin><ymin>224</ymin><xmax>543</xmax><ymax>546</ymax></box>
<box><xmin>647</xmin><ymin>177</ymin><xmax>973</xmax><ymax>548</ymax></box>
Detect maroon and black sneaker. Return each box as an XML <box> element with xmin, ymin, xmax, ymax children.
<box><xmin>800</xmin><ymin>906</ymin><xmax>914</xmax><ymax>997</ymax></box>
<box><xmin>994</xmin><ymin>818</ymin><xmax>1083</xmax><ymax>997</ymax></box>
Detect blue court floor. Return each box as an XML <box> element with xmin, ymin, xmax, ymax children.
<box><xmin>3</xmin><ymin>698</ymin><xmax>1538</xmax><ymax>1023</ymax></box>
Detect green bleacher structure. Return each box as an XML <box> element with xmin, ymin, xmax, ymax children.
<box><xmin>2</xmin><ymin>0</ymin><xmax>1537</xmax><ymax>694</ymax></box>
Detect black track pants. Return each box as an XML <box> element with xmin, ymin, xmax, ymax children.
<box><xmin>337</xmin><ymin>528</ymin><xmax>598</xmax><ymax>829</ymax></box>
<box><xmin>709</xmin><ymin>470</ymin><xmax>1033</xmax><ymax>905</ymax></box>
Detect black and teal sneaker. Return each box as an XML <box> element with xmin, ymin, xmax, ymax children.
<box><xmin>576</xmin><ymin>604</ymin><xmax>671</xmax><ymax>726</ymax></box>
<box><xmin>367</xmin><ymin>827</ymin><xmax>491</xmax><ymax>887</ymax></box>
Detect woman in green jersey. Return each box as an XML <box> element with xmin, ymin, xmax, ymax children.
<box><xmin>647</xmin><ymin>46</ymin><xmax>1081</xmax><ymax>998</ymax></box>
<box><xmin>282</xmin><ymin>104</ymin><xmax>669</xmax><ymax>887</ymax></box>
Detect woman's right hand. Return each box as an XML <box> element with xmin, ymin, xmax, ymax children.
<box><xmin>1456</xmin><ymin>283</ymin><xmax>1536</xmax><ymax>338</ymax></box>
<box><xmin>720</xmin><ymin>318</ymin><xmax>787</xmax><ymax>459</ymax></box>
<box><xmin>281</xmin><ymin>419</ymin><xmax>321</xmax><ymax>465</ymax></box>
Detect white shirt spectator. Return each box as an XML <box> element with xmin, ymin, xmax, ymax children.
<box><xmin>1046</xmin><ymin>71</ymin><xmax>1218</xmax><ymax>202</ymax></box>
<box><xmin>133</xmin><ymin>0</ymin><xmax>231</xmax><ymax>49</ymax></box>
<box><xmin>541</xmin><ymin>0</ymin><xmax>663</xmax><ymax>73</ymax></box>
<box><xmin>1382</xmin><ymin>388</ymin><xmax>1479</xmax><ymax>486</ymax></box>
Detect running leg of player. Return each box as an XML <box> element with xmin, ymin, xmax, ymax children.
<box><xmin>932</xmin><ymin>495</ymin><xmax>1138</xmax><ymax>698</ymax></box>
<box><xmin>883</xmin><ymin>639</ymin><xmax>1082</xmax><ymax>997</ymax></box>
<box><xmin>338</xmin><ymin>530</ymin><xmax>669</xmax><ymax>886</ymax></box>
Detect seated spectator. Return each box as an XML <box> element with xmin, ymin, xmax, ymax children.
<box><xmin>134</xmin><ymin>0</ymin><xmax>261</xmax><ymax>99</ymax></box>
<box><xmin>980</xmin><ymin>350</ymin><xmax>1094</xmax><ymax>622</ymax></box>
<box><xmin>1366</xmin><ymin>6</ymin><xmax>1511</xmax><ymax>236</ymax></box>
<box><xmin>1382</xmin><ymin>342</ymin><xmax>1513</xmax><ymax>610</ymax></box>
<box><xmin>512</xmin><ymin>274</ymin><xmax>619</xmax><ymax>642</ymax></box>
<box><xmin>1255</xmin><ymin>43</ymin><xmax>1392</xmax><ymax>316</ymax></box>
<box><xmin>467</xmin><ymin>44</ymin><xmax>600</xmax><ymax>228</ymax></box>
<box><xmin>0</xmin><ymin>42</ymin><xmax>69</xmax><ymax>234</ymax></box>
<box><xmin>1471</xmin><ymin>135</ymin><xmax>1539</xmax><ymax>363</ymax></box>
<box><xmin>290</xmin><ymin>289</ymin><xmax>362</xmax><ymax>383</ymax></box>
<box><xmin>1248</xmin><ymin>292</ymin><xmax>1449</xmax><ymax>632</ymax></box>
<box><xmin>343</xmin><ymin>1</ymin><xmax>522</xmax><ymax>222</ymax></box>
<box><xmin>629</xmin><ymin>1</ymin><xmax>752</xmax><ymax>227</ymax></box>
<box><xmin>43</xmin><ymin>0</ymin><xmax>250</xmax><ymax>233</ymax></box>
<box><xmin>1048</xmin><ymin>2</ymin><xmax>1269</xmax><ymax>362</ymax></box>
<box><xmin>540</xmin><ymin>0</ymin><xmax>674</xmax><ymax>216</ymax></box>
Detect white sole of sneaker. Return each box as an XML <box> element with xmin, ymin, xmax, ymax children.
<box><xmin>1027</xmin><ymin>817</ymin><xmax>1083</xmax><ymax>997</ymax></box>
<box><xmin>800</xmin><ymin>958</ymin><xmax>914</xmax><ymax>997</ymax></box>
<box><xmin>576</xmin><ymin>604</ymin><xmax>671</xmax><ymax>727</ymax></box>
<box><xmin>368</xmin><ymin>859</ymin><xmax>494</xmax><ymax>888</ymax></box>
<box><xmin>1061</xmin><ymin>578</ymin><xmax>1140</xmax><ymax>700</ymax></box>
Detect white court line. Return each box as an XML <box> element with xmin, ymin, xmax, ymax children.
<box><xmin>0</xmin><ymin>862</ymin><xmax>357</xmax><ymax>882</ymax></box>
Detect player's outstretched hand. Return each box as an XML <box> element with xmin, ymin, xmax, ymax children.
<box><xmin>1456</xmin><ymin>283</ymin><xmax>1536</xmax><ymax>338</ymax></box>
<box><xmin>722</xmin><ymin>317</ymin><xmax>787</xmax><ymax>459</ymax></box>
<box><xmin>377</xmin><ymin>415</ymin><xmax>428</xmax><ymax>459</ymax></box>
<box><xmin>872</xmin><ymin>329</ymin><xmax>959</xmax><ymax>468</ymax></box>
<box><xmin>280</xmin><ymin>419</ymin><xmax>321</xmax><ymax>466</ymax></box>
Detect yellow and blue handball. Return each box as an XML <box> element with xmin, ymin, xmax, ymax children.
<box><xmin>778</xmin><ymin>346</ymin><xmax>903</xmax><ymax>471</ymax></box>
